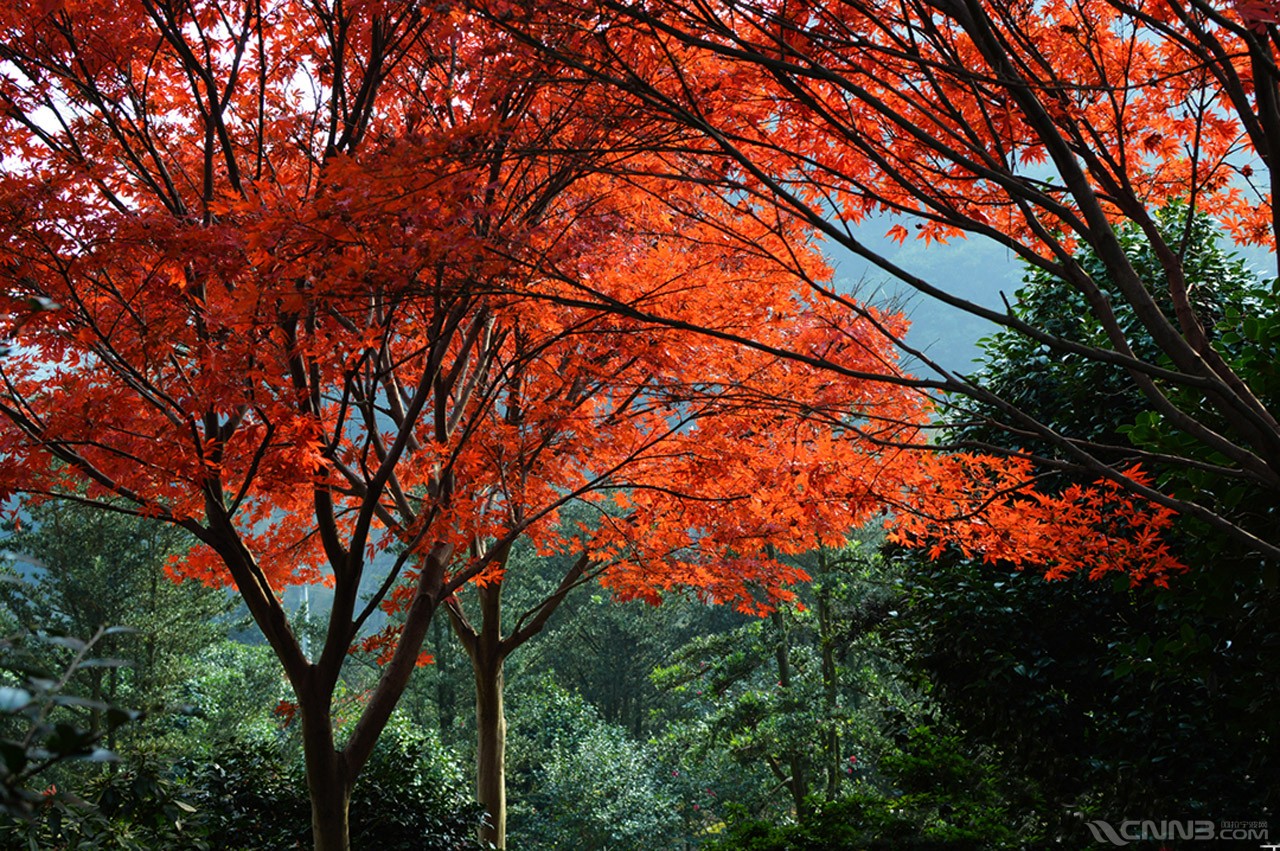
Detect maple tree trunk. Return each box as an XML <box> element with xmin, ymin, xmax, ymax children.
<box><xmin>474</xmin><ymin>646</ymin><xmax>508</xmax><ymax>848</ymax></box>
<box><xmin>450</xmin><ymin>555</ymin><xmax>585</xmax><ymax>850</ymax></box>
<box><xmin>300</xmin><ymin>695</ymin><xmax>352</xmax><ymax>851</ymax></box>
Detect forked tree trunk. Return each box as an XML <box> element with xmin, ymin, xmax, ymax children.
<box><xmin>449</xmin><ymin>553</ymin><xmax>587</xmax><ymax>850</ymax></box>
<box><xmin>208</xmin><ymin>505</ymin><xmax>455</xmax><ymax>851</ymax></box>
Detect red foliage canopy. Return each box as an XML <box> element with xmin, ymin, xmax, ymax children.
<box><xmin>0</xmin><ymin>0</ymin><xmax>1184</xmax><ymax>663</ymax></box>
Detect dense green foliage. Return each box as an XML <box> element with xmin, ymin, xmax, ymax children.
<box><xmin>0</xmin><ymin>620</ymin><xmax>141</xmax><ymax>818</ymax></box>
<box><xmin>506</xmin><ymin>680</ymin><xmax>685</xmax><ymax>850</ymax></box>
<box><xmin>649</xmin><ymin>544</ymin><xmax>904</xmax><ymax>816</ymax></box>
<box><xmin>702</xmin><ymin>727</ymin><xmax>1025</xmax><ymax>851</ymax></box>
<box><xmin>1</xmin><ymin>720</ymin><xmax>481</xmax><ymax>850</ymax></box>
<box><xmin>0</xmin><ymin>501</ymin><xmax>229</xmax><ymax>821</ymax></box>
<box><xmin>178</xmin><ymin>719</ymin><xmax>481</xmax><ymax>850</ymax></box>
<box><xmin>1</xmin><ymin>500</ymin><xmax>233</xmax><ymax>751</ymax></box>
<box><xmin>952</xmin><ymin>205</ymin><xmax>1280</xmax><ymax>550</ymax></box>
<box><xmin>895</xmin><ymin>208</ymin><xmax>1280</xmax><ymax>832</ymax></box>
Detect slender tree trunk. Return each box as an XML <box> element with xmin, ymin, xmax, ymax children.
<box><xmin>817</xmin><ymin>553</ymin><xmax>841</xmax><ymax>800</ymax></box>
<box><xmin>432</xmin><ymin>615</ymin><xmax>458</xmax><ymax>739</ymax></box>
<box><xmin>447</xmin><ymin>552</ymin><xmax>586</xmax><ymax>849</ymax></box>
<box><xmin>468</xmin><ymin>579</ymin><xmax>509</xmax><ymax>848</ymax></box>
<box><xmin>771</xmin><ymin>609</ymin><xmax>808</xmax><ymax>817</ymax></box>
<box><xmin>88</xmin><ymin>669</ymin><xmax>103</xmax><ymax>738</ymax></box>
<box><xmin>106</xmin><ymin>665</ymin><xmax>119</xmax><ymax>752</ymax></box>
<box><xmin>145</xmin><ymin>532</ymin><xmax>158</xmax><ymax>700</ymax></box>
<box><xmin>474</xmin><ymin>648</ymin><xmax>507</xmax><ymax>849</ymax></box>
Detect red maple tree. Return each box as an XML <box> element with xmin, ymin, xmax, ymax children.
<box><xmin>0</xmin><ymin>2</ymin><xmax>1188</xmax><ymax>848</ymax></box>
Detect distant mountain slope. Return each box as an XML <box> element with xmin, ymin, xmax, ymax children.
<box><xmin>829</xmin><ymin>226</ymin><xmax>1017</xmax><ymax>377</ymax></box>
<box><xmin>830</xmin><ymin>221</ymin><xmax>1276</xmax><ymax>378</ymax></box>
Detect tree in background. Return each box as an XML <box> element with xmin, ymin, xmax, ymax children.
<box><xmin>511</xmin><ymin>562</ymin><xmax>741</xmax><ymax>741</ymax></box>
<box><xmin>633</xmin><ymin>537</ymin><xmax>1035</xmax><ymax>849</ymax></box>
<box><xmin>0</xmin><ymin>498</ymin><xmax>300</xmax><ymax>844</ymax></box>
<box><xmin>650</xmin><ymin>543</ymin><xmax>893</xmax><ymax>817</ymax></box>
<box><xmin>2</xmin><ymin>500</ymin><xmax>231</xmax><ymax>748</ymax></box>
<box><xmin>890</xmin><ymin>209</ymin><xmax>1280</xmax><ymax>834</ymax></box>
<box><xmin>0</xmin><ymin>620</ymin><xmax>141</xmax><ymax>820</ymax></box>
<box><xmin>504</xmin><ymin>679</ymin><xmax>687</xmax><ymax>850</ymax></box>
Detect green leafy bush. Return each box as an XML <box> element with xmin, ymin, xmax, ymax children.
<box><xmin>2</xmin><ymin>716</ymin><xmax>482</xmax><ymax>850</ymax></box>
<box><xmin>183</xmin><ymin>718</ymin><xmax>482</xmax><ymax>850</ymax></box>
<box><xmin>507</xmin><ymin>680</ymin><xmax>684</xmax><ymax>850</ymax></box>
<box><xmin>0</xmin><ymin>622</ymin><xmax>141</xmax><ymax>819</ymax></box>
<box><xmin>701</xmin><ymin>727</ymin><xmax>1025</xmax><ymax>851</ymax></box>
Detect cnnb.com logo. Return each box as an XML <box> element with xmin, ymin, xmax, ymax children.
<box><xmin>1085</xmin><ymin>819</ymin><xmax>1270</xmax><ymax>845</ymax></box>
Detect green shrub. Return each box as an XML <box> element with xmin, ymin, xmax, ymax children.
<box><xmin>184</xmin><ymin>718</ymin><xmax>482</xmax><ymax>850</ymax></box>
<box><xmin>702</xmin><ymin>727</ymin><xmax>1027</xmax><ymax>851</ymax></box>
<box><xmin>2</xmin><ymin>716</ymin><xmax>482</xmax><ymax>850</ymax></box>
<box><xmin>507</xmin><ymin>680</ymin><xmax>684</xmax><ymax>850</ymax></box>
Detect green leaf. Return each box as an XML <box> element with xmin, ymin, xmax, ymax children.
<box><xmin>78</xmin><ymin>657</ymin><xmax>134</xmax><ymax>669</ymax></box>
<box><xmin>0</xmin><ymin>686</ymin><xmax>32</xmax><ymax>713</ymax></box>
<box><xmin>42</xmin><ymin>635</ymin><xmax>87</xmax><ymax>652</ymax></box>
<box><xmin>50</xmin><ymin>694</ymin><xmax>110</xmax><ymax>711</ymax></box>
<box><xmin>105</xmin><ymin>706</ymin><xmax>143</xmax><ymax>728</ymax></box>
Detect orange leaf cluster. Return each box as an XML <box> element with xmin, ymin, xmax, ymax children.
<box><xmin>892</xmin><ymin>456</ymin><xmax>1186</xmax><ymax>586</ymax></box>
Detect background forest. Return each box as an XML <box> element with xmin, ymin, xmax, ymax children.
<box><xmin>2</xmin><ymin>213</ymin><xmax>1276</xmax><ymax>849</ymax></box>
